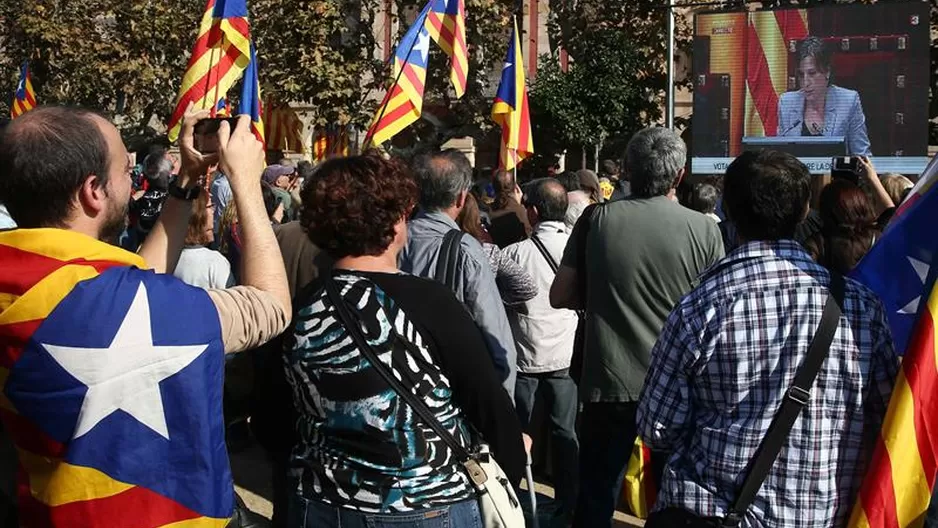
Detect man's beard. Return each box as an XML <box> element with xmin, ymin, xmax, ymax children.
<box><xmin>100</xmin><ymin>198</ymin><xmax>129</xmax><ymax>244</ymax></box>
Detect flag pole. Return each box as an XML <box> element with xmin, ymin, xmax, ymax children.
<box><xmin>207</xmin><ymin>45</ymin><xmax>220</xmax><ymax>117</ymax></box>
<box><xmin>362</xmin><ymin>5</ymin><xmax>433</xmax><ymax>149</ymax></box>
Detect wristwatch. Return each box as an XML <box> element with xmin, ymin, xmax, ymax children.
<box><xmin>168</xmin><ymin>182</ymin><xmax>201</xmax><ymax>201</ymax></box>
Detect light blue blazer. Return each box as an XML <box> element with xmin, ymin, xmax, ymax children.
<box><xmin>777</xmin><ymin>85</ymin><xmax>871</xmax><ymax>156</ymax></box>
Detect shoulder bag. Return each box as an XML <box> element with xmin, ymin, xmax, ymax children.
<box><xmin>324</xmin><ymin>277</ymin><xmax>525</xmax><ymax>528</ymax></box>
<box><xmin>435</xmin><ymin>229</ymin><xmax>466</xmax><ymax>293</ymax></box>
<box><xmin>645</xmin><ymin>272</ymin><xmax>846</xmax><ymax>528</ymax></box>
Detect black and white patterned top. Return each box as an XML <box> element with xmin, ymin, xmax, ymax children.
<box><xmin>284</xmin><ymin>271</ymin><xmax>525</xmax><ymax>512</ymax></box>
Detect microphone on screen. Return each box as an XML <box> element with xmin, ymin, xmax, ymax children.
<box><xmin>778</xmin><ymin>120</ymin><xmax>803</xmax><ymax>136</ymax></box>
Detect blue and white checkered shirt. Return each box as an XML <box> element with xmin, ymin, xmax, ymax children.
<box><xmin>637</xmin><ymin>240</ymin><xmax>899</xmax><ymax>528</ymax></box>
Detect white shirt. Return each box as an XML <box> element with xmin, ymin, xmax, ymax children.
<box><xmin>173</xmin><ymin>246</ymin><xmax>235</xmax><ymax>290</ymax></box>
<box><xmin>502</xmin><ymin>221</ymin><xmax>579</xmax><ymax>374</ymax></box>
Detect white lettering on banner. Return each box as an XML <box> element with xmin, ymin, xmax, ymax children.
<box><xmin>693</xmin><ymin>157</ymin><xmax>930</xmax><ymax>176</ymax></box>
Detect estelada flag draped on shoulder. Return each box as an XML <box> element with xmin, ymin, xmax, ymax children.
<box><xmin>0</xmin><ymin>229</ymin><xmax>231</xmax><ymax>527</ymax></box>
<box><xmin>491</xmin><ymin>17</ymin><xmax>533</xmax><ymax>172</ymax></box>
<box><xmin>11</xmin><ymin>61</ymin><xmax>36</xmax><ymax>119</ymax></box>
<box><xmin>167</xmin><ymin>0</ymin><xmax>252</xmax><ymax>141</ymax></box>
<box><xmin>425</xmin><ymin>0</ymin><xmax>468</xmax><ymax>98</ymax></box>
<box><xmin>366</xmin><ymin>2</ymin><xmax>433</xmax><ymax>146</ymax></box>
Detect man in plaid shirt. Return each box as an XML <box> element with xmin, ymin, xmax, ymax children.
<box><xmin>638</xmin><ymin>150</ymin><xmax>899</xmax><ymax>527</ymax></box>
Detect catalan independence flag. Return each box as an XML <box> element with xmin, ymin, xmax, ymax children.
<box><xmin>491</xmin><ymin>18</ymin><xmax>533</xmax><ymax>172</ymax></box>
<box><xmin>215</xmin><ymin>96</ymin><xmax>231</xmax><ymax>116</ymax></box>
<box><xmin>848</xmin><ymin>280</ymin><xmax>938</xmax><ymax>528</ymax></box>
<box><xmin>239</xmin><ymin>42</ymin><xmax>264</xmax><ymax>146</ymax></box>
<box><xmin>0</xmin><ymin>229</ymin><xmax>232</xmax><ymax>527</ymax></box>
<box><xmin>10</xmin><ymin>61</ymin><xmax>36</xmax><ymax>119</ymax></box>
<box><xmin>366</xmin><ymin>2</ymin><xmax>433</xmax><ymax>146</ymax></box>
<box><xmin>744</xmin><ymin>9</ymin><xmax>808</xmax><ymax>137</ymax></box>
<box><xmin>425</xmin><ymin>0</ymin><xmax>468</xmax><ymax>98</ymax></box>
<box><xmin>849</xmin><ymin>156</ymin><xmax>938</xmax><ymax>527</ymax></box>
<box><xmin>167</xmin><ymin>0</ymin><xmax>252</xmax><ymax>142</ymax></box>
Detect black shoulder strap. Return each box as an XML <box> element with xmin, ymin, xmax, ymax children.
<box><xmin>324</xmin><ymin>276</ymin><xmax>473</xmax><ymax>462</ymax></box>
<box><xmin>435</xmin><ymin>229</ymin><xmax>465</xmax><ymax>292</ymax></box>
<box><xmin>531</xmin><ymin>234</ymin><xmax>559</xmax><ymax>274</ymax></box>
<box><xmin>723</xmin><ymin>272</ymin><xmax>846</xmax><ymax>527</ymax></box>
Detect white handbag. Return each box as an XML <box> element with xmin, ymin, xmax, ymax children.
<box><xmin>325</xmin><ymin>279</ymin><xmax>526</xmax><ymax>527</ymax></box>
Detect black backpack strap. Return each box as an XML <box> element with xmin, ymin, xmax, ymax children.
<box><xmin>722</xmin><ymin>272</ymin><xmax>846</xmax><ymax>527</ymax></box>
<box><xmin>435</xmin><ymin>229</ymin><xmax>465</xmax><ymax>293</ymax></box>
<box><xmin>531</xmin><ymin>234</ymin><xmax>559</xmax><ymax>274</ymax></box>
<box><xmin>323</xmin><ymin>276</ymin><xmax>473</xmax><ymax>462</ymax></box>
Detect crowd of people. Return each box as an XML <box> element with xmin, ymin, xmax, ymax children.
<box><xmin>0</xmin><ymin>105</ymin><xmax>925</xmax><ymax>528</ymax></box>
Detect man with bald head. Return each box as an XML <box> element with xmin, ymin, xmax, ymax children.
<box><xmin>0</xmin><ymin>106</ymin><xmax>290</xmax><ymax>525</ymax></box>
<box><xmin>502</xmin><ymin>177</ymin><xmax>579</xmax><ymax>522</ymax></box>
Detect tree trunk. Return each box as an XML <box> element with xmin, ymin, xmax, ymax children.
<box><xmin>581</xmin><ymin>145</ymin><xmax>587</xmax><ymax>169</ymax></box>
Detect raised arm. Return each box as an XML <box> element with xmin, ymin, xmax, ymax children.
<box><xmin>138</xmin><ymin>104</ymin><xmax>216</xmax><ymax>273</ymax></box>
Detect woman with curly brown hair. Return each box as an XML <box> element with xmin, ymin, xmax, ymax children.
<box><xmin>285</xmin><ymin>154</ymin><xmax>526</xmax><ymax>528</ymax></box>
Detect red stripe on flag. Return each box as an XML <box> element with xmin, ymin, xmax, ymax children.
<box><xmin>18</xmin><ymin>481</ymin><xmax>207</xmax><ymax>528</ymax></box>
<box><xmin>24</xmin><ymin>89</ymin><xmax>36</xmax><ymax>108</ymax></box>
<box><xmin>0</xmin><ymin>319</ymin><xmax>42</xmax><ymax>369</ymax></box>
<box><xmin>776</xmin><ymin>9</ymin><xmax>808</xmax><ymax>42</ymax></box>
<box><xmin>746</xmin><ymin>22</ymin><xmax>780</xmax><ymax>135</ymax></box>
<box><xmin>167</xmin><ymin>39</ymin><xmax>243</xmax><ymax>131</ymax></box>
<box><xmin>371</xmin><ymin>101</ymin><xmax>417</xmax><ymax>134</ymax></box>
<box><xmin>0</xmin><ymin>243</ymin><xmax>128</xmax><ymax>297</ymax></box>
<box><xmin>0</xmin><ymin>407</ymin><xmax>66</xmax><ymax>459</ymax></box>
<box><xmin>401</xmin><ymin>65</ymin><xmax>425</xmax><ymax>95</ymax></box>
<box><xmin>857</xmin><ymin>439</ymin><xmax>901</xmax><ymax>528</ymax></box>
<box><xmin>904</xmin><ymin>304</ymin><xmax>938</xmax><ymax>487</ymax></box>
<box><xmin>518</xmin><ymin>91</ymin><xmax>532</xmax><ymax>152</ymax></box>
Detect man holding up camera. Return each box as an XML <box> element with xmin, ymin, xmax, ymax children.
<box><xmin>0</xmin><ymin>105</ymin><xmax>290</xmax><ymax>526</ymax></box>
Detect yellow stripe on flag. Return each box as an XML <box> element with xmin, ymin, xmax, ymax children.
<box><xmin>744</xmin><ymin>86</ymin><xmax>766</xmax><ymax>137</ymax></box>
<box><xmin>751</xmin><ymin>12</ymin><xmax>787</xmax><ymax>96</ymax></box>
<box><xmin>19</xmin><ymin>449</ymin><xmax>134</xmax><ymax>506</ymax></box>
<box><xmin>162</xmin><ymin>518</ymin><xmax>231</xmax><ymax>528</ymax></box>
<box><xmin>881</xmin><ymin>370</ymin><xmax>932</xmax><ymax>526</ymax></box>
<box><xmin>0</xmin><ymin>229</ymin><xmax>145</xmax><ymax>269</ymax></box>
<box><xmin>0</xmin><ymin>265</ymin><xmax>100</xmax><ymax>326</ymax></box>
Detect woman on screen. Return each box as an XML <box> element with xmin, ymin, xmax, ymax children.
<box><xmin>777</xmin><ymin>36</ymin><xmax>871</xmax><ymax>156</ymax></box>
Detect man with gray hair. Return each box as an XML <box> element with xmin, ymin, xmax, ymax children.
<box><xmin>400</xmin><ymin>149</ymin><xmax>518</xmax><ymax>394</ymax></box>
<box><xmin>550</xmin><ymin>127</ymin><xmax>724</xmax><ymax>527</ymax></box>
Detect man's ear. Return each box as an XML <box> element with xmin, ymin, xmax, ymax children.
<box><xmin>454</xmin><ymin>190</ymin><xmax>468</xmax><ymax>210</ymax></box>
<box><xmin>673</xmin><ymin>167</ymin><xmax>686</xmax><ymax>189</ymax></box>
<box><xmin>77</xmin><ymin>174</ymin><xmax>108</xmax><ymax>217</ymax></box>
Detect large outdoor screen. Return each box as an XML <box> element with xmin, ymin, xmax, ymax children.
<box><xmin>691</xmin><ymin>2</ymin><xmax>931</xmax><ymax>175</ymax></box>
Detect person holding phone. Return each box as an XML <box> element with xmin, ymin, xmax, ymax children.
<box><xmin>0</xmin><ymin>106</ymin><xmax>291</xmax><ymax>525</ymax></box>
<box><xmin>777</xmin><ymin>36</ymin><xmax>871</xmax><ymax>156</ymax></box>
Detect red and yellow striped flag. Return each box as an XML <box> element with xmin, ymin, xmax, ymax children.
<box><xmin>491</xmin><ymin>17</ymin><xmax>533</xmax><ymax>172</ymax></box>
<box><xmin>849</xmin><ymin>281</ymin><xmax>938</xmax><ymax>527</ymax></box>
<box><xmin>10</xmin><ymin>61</ymin><xmax>36</xmax><ymax>119</ymax></box>
<box><xmin>622</xmin><ymin>438</ymin><xmax>657</xmax><ymax>519</ymax></box>
<box><xmin>313</xmin><ymin>125</ymin><xmax>349</xmax><ymax>162</ymax></box>
<box><xmin>264</xmin><ymin>101</ymin><xmax>305</xmax><ymax>153</ymax></box>
<box><xmin>167</xmin><ymin>0</ymin><xmax>252</xmax><ymax>142</ymax></box>
<box><xmin>426</xmin><ymin>0</ymin><xmax>468</xmax><ymax>98</ymax></box>
<box><xmin>744</xmin><ymin>9</ymin><xmax>807</xmax><ymax>136</ymax></box>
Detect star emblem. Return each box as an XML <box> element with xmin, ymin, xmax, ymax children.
<box><xmin>41</xmin><ymin>282</ymin><xmax>208</xmax><ymax>440</ymax></box>
<box><xmin>413</xmin><ymin>29</ymin><xmax>431</xmax><ymax>63</ymax></box>
<box><xmin>898</xmin><ymin>256</ymin><xmax>930</xmax><ymax>315</ymax></box>
<box><xmin>503</xmin><ymin>61</ymin><xmax>513</xmax><ymax>71</ymax></box>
